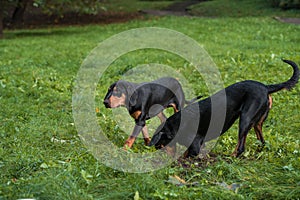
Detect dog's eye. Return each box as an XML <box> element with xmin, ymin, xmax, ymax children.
<box><xmin>112</xmin><ymin>90</ymin><xmax>122</xmax><ymax>97</ymax></box>
<box><xmin>107</xmin><ymin>86</ymin><xmax>114</xmax><ymax>93</ymax></box>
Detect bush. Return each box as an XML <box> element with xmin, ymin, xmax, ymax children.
<box><xmin>139</xmin><ymin>0</ymin><xmax>176</xmax><ymax>1</ymax></box>
<box><xmin>270</xmin><ymin>0</ymin><xmax>300</xmax><ymax>9</ymax></box>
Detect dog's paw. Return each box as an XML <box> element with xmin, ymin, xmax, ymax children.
<box><xmin>124</xmin><ymin>137</ymin><xmax>135</xmax><ymax>149</ymax></box>
<box><xmin>143</xmin><ymin>137</ymin><xmax>151</xmax><ymax>146</ymax></box>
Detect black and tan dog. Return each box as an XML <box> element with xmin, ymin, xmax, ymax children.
<box><xmin>149</xmin><ymin>60</ymin><xmax>299</xmax><ymax>157</ymax></box>
<box><xmin>103</xmin><ymin>77</ymin><xmax>200</xmax><ymax>148</ymax></box>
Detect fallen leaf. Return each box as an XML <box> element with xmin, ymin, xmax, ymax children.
<box><xmin>217</xmin><ymin>182</ymin><xmax>242</xmax><ymax>193</ymax></box>
<box><xmin>40</xmin><ymin>163</ymin><xmax>49</xmax><ymax>169</ymax></box>
<box><xmin>173</xmin><ymin>175</ymin><xmax>186</xmax><ymax>184</ymax></box>
<box><xmin>134</xmin><ymin>191</ymin><xmax>140</xmax><ymax>200</ymax></box>
<box><xmin>51</xmin><ymin>137</ymin><xmax>68</xmax><ymax>143</ymax></box>
<box><xmin>166</xmin><ymin>175</ymin><xmax>198</xmax><ymax>187</ymax></box>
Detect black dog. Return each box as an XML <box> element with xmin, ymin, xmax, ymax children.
<box><xmin>149</xmin><ymin>60</ymin><xmax>299</xmax><ymax>157</ymax></box>
<box><xmin>103</xmin><ymin>77</ymin><xmax>200</xmax><ymax>148</ymax></box>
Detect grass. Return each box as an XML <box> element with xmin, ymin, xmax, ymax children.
<box><xmin>1</xmin><ymin>0</ymin><xmax>300</xmax><ymax>199</ymax></box>
<box><xmin>188</xmin><ymin>0</ymin><xmax>300</xmax><ymax>17</ymax></box>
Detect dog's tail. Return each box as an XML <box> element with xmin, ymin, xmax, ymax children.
<box><xmin>185</xmin><ymin>95</ymin><xmax>203</xmax><ymax>104</ymax></box>
<box><xmin>267</xmin><ymin>59</ymin><xmax>299</xmax><ymax>94</ymax></box>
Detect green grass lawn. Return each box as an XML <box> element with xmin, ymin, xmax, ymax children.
<box><xmin>1</xmin><ymin>1</ymin><xmax>300</xmax><ymax>199</ymax></box>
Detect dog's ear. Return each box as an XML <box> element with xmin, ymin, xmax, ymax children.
<box><xmin>104</xmin><ymin>82</ymin><xmax>116</xmax><ymax>99</ymax></box>
<box><xmin>128</xmin><ymin>91</ymin><xmax>138</xmax><ymax>106</ymax></box>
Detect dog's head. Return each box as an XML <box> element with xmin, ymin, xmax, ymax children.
<box><xmin>103</xmin><ymin>80</ymin><xmax>138</xmax><ymax>108</ymax></box>
<box><xmin>103</xmin><ymin>81</ymin><xmax>127</xmax><ymax>108</ymax></box>
<box><xmin>149</xmin><ymin>123</ymin><xmax>173</xmax><ymax>149</ymax></box>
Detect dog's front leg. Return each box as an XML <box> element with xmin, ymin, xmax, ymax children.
<box><xmin>141</xmin><ymin>126</ymin><xmax>151</xmax><ymax>145</ymax></box>
<box><xmin>125</xmin><ymin>108</ymin><xmax>147</xmax><ymax>148</ymax></box>
<box><xmin>185</xmin><ymin>135</ymin><xmax>203</xmax><ymax>157</ymax></box>
<box><xmin>124</xmin><ymin>124</ymin><xmax>143</xmax><ymax>149</ymax></box>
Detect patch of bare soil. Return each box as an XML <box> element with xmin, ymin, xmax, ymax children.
<box><xmin>4</xmin><ymin>0</ymin><xmax>300</xmax><ymax>29</ymax></box>
<box><xmin>4</xmin><ymin>1</ymin><xmax>203</xmax><ymax>29</ymax></box>
<box><xmin>274</xmin><ymin>16</ymin><xmax>300</xmax><ymax>24</ymax></box>
<box><xmin>141</xmin><ymin>0</ymin><xmax>202</xmax><ymax>16</ymax></box>
<box><xmin>4</xmin><ymin>11</ymin><xmax>142</xmax><ymax>29</ymax></box>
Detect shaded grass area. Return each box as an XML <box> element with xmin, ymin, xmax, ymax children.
<box><xmin>189</xmin><ymin>0</ymin><xmax>300</xmax><ymax>17</ymax></box>
<box><xmin>99</xmin><ymin>0</ymin><xmax>180</xmax><ymax>12</ymax></box>
<box><xmin>1</xmin><ymin>4</ymin><xmax>300</xmax><ymax>200</ymax></box>
<box><xmin>5</xmin><ymin>0</ymin><xmax>181</xmax><ymax>29</ymax></box>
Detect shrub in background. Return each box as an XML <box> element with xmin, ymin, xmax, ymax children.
<box><xmin>269</xmin><ymin>0</ymin><xmax>300</xmax><ymax>9</ymax></box>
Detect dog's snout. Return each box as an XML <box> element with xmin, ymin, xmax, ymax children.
<box><xmin>103</xmin><ymin>99</ymin><xmax>111</xmax><ymax>108</ymax></box>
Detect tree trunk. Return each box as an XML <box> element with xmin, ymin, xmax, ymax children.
<box><xmin>0</xmin><ymin>13</ymin><xmax>3</xmax><ymax>39</ymax></box>
<box><xmin>11</xmin><ymin>0</ymin><xmax>30</xmax><ymax>26</ymax></box>
<box><xmin>0</xmin><ymin>1</ymin><xmax>4</xmax><ymax>38</ymax></box>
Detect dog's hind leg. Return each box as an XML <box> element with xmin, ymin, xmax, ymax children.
<box><xmin>233</xmin><ymin>98</ymin><xmax>269</xmax><ymax>157</ymax></box>
<box><xmin>233</xmin><ymin>108</ymin><xmax>257</xmax><ymax>157</ymax></box>
<box><xmin>254</xmin><ymin>111</ymin><xmax>269</xmax><ymax>146</ymax></box>
<box><xmin>232</xmin><ymin>125</ymin><xmax>251</xmax><ymax>157</ymax></box>
<box><xmin>255</xmin><ymin>97</ymin><xmax>271</xmax><ymax>147</ymax></box>
<box><xmin>253</xmin><ymin>107</ymin><xmax>270</xmax><ymax>154</ymax></box>
<box><xmin>157</xmin><ymin>112</ymin><xmax>167</xmax><ymax>123</ymax></box>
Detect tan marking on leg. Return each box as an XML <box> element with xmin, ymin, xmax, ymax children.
<box><xmin>130</xmin><ymin>110</ymin><xmax>142</xmax><ymax>119</ymax></box>
<box><xmin>157</xmin><ymin>112</ymin><xmax>167</xmax><ymax>123</ymax></box>
<box><xmin>144</xmin><ymin>138</ymin><xmax>151</xmax><ymax>146</ymax></box>
<box><xmin>254</xmin><ymin>124</ymin><xmax>263</xmax><ymax>141</ymax></box>
<box><xmin>142</xmin><ymin>126</ymin><xmax>150</xmax><ymax>145</ymax></box>
<box><xmin>142</xmin><ymin>126</ymin><xmax>149</xmax><ymax>138</ymax></box>
<box><xmin>254</xmin><ymin>113</ymin><xmax>267</xmax><ymax>144</ymax></box>
<box><xmin>232</xmin><ymin>141</ymin><xmax>240</xmax><ymax>157</ymax></box>
<box><xmin>232</xmin><ymin>136</ymin><xmax>247</xmax><ymax>157</ymax></box>
<box><xmin>268</xmin><ymin>95</ymin><xmax>273</xmax><ymax>109</ymax></box>
<box><xmin>170</xmin><ymin>103</ymin><xmax>179</xmax><ymax>113</ymax></box>
<box><xmin>164</xmin><ymin>145</ymin><xmax>176</xmax><ymax>157</ymax></box>
<box><xmin>183</xmin><ymin>149</ymin><xmax>189</xmax><ymax>158</ymax></box>
<box><xmin>124</xmin><ymin>136</ymin><xmax>136</xmax><ymax>149</ymax></box>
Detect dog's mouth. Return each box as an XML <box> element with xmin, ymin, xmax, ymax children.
<box><xmin>103</xmin><ymin>101</ymin><xmax>124</xmax><ymax>109</ymax></box>
<box><xmin>148</xmin><ymin>142</ymin><xmax>161</xmax><ymax>149</ymax></box>
<box><xmin>103</xmin><ymin>100</ymin><xmax>111</xmax><ymax>108</ymax></box>
<box><xmin>155</xmin><ymin>144</ymin><xmax>164</xmax><ymax>149</ymax></box>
